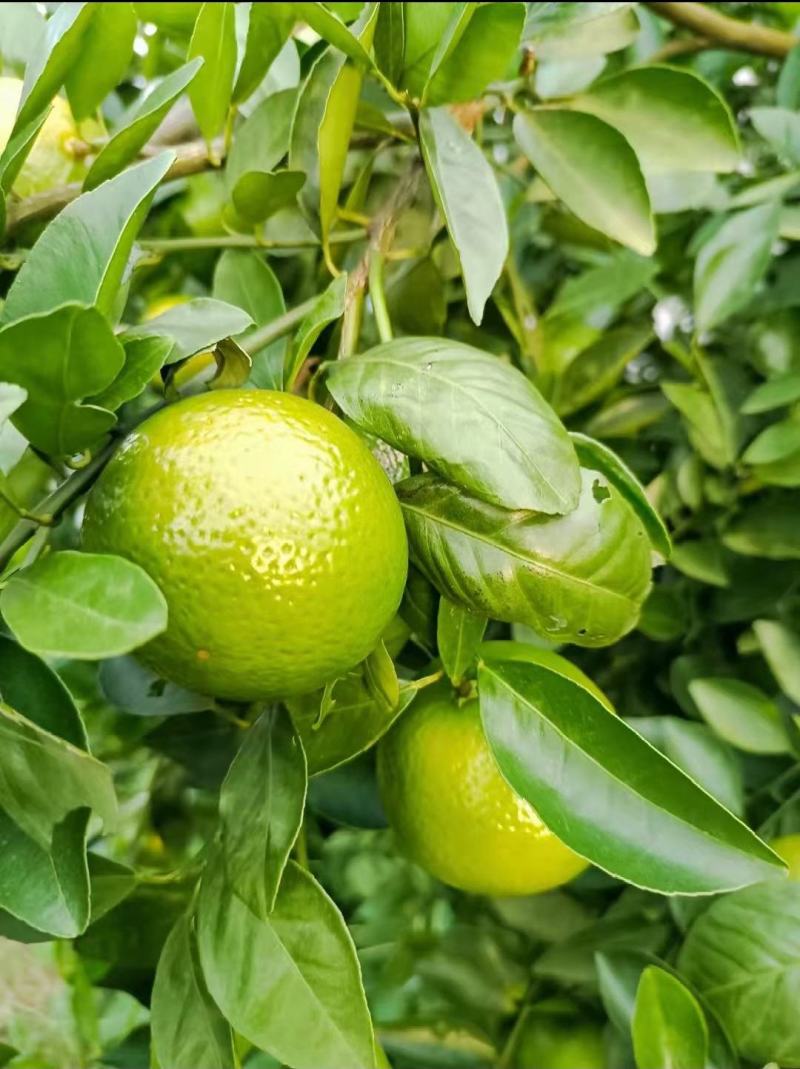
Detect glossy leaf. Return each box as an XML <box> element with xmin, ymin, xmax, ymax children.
<box><xmin>1</xmin><ymin>551</ymin><xmax>168</xmax><ymax>660</ymax></box>
<box><xmin>424</xmin><ymin>2</ymin><xmax>525</xmax><ymax>106</ymax></box>
<box><xmin>2</xmin><ymin>152</ymin><xmax>174</xmax><ymax>324</ymax></box>
<box><xmin>437</xmin><ymin>598</ymin><xmax>487</xmax><ymax>685</ymax></box>
<box><xmin>694</xmin><ymin>203</ymin><xmax>781</xmax><ymax>332</ymax></box>
<box><xmin>285</xmin><ymin>273</ymin><xmax>347</xmax><ymax>390</ymax></box>
<box><xmin>0</xmin><ymin>635</ymin><xmax>86</xmax><ymax>747</ymax></box>
<box><xmin>197</xmin><ymin>857</ymin><xmax>375</xmax><ymax>1069</ymax></box>
<box><xmin>90</xmin><ymin>335</ymin><xmax>173</xmax><ymax>412</ymax></box>
<box><xmin>555</xmin><ymin>325</ymin><xmax>653</xmax><ymax>416</ymax></box>
<box><xmin>679</xmin><ymin>882</ymin><xmax>800</xmax><ymax>1067</ymax></box>
<box><xmin>754</xmin><ymin>618</ymin><xmax>800</xmax><ymax>704</ymax></box>
<box><xmin>85</xmin><ymin>59</ymin><xmax>203</xmax><ymax>190</ymax></box>
<box><xmin>128</xmin><ymin>298</ymin><xmax>253</xmax><ymax>364</ymax></box>
<box><xmin>572</xmin><ymin>432</ymin><xmax>672</xmax><ymax>558</ymax></box>
<box><xmin>188</xmin><ymin>1</ymin><xmax>237</xmax><ymax>143</ymax></box>
<box><xmin>571</xmin><ymin>67</ymin><xmax>739</xmax><ymax>174</ymax></box>
<box><xmin>478</xmin><ymin>658</ymin><xmax>785</xmax><ymax>893</ymax></box>
<box><xmin>65</xmin><ymin>2</ymin><xmax>136</xmax><ymax>120</ymax></box>
<box><xmin>233</xmin><ymin>2</ymin><xmax>294</xmax><ymax>103</ymax></box>
<box><xmin>689</xmin><ymin>677</ymin><xmax>789</xmax><ymax>754</ymax></box>
<box><xmin>151</xmin><ymin>914</ymin><xmax>235</xmax><ymax>1069</ymax></box>
<box><xmin>420</xmin><ymin>107</ymin><xmax>508</xmax><ymax>325</ymax></box>
<box><xmin>632</xmin><ymin>966</ymin><xmax>708</xmax><ymax>1069</ymax></box>
<box><xmin>399</xmin><ymin>469</ymin><xmax>651</xmax><ymax>647</ymax></box>
<box><xmin>0</xmin><ymin>304</ymin><xmax>123</xmax><ymax>455</ymax></box>
<box><xmin>514</xmin><ymin>109</ymin><xmax>655</xmax><ymax>255</ymax></box>
<box><xmin>219</xmin><ymin>708</ymin><xmax>307</xmax><ymax>917</ymax></box>
<box><xmin>325</xmin><ymin>336</ymin><xmax>580</xmax><ymax>514</ymax></box>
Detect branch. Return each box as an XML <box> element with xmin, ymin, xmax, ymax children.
<box><xmin>5</xmin><ymin>137</ymin><xmax>224</xmax><ymax>237</ymax></box>
<box><xmin>645</xmin><ymin>2</ymin><xmax>797</xmax><ymax>58</ymax></box>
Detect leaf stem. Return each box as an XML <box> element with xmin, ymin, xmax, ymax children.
<box><xmin>138</xmin><ymin>229</ymin><xmax>366</xmax><ymax>253</ymax></box>
<box><xmin>368</xmin><ymin>252</ymin><xmax>393</xmax><ymax>343</ymax></box>
<box><xmin>241</xmin><ymin>297</ymin><xmax>318</xmax><ymax>355</ymax></box>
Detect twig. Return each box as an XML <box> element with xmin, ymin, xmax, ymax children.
<box><xmin>138</xmin><ymin>228</ymin><xmax>366</xmax><ymax>254</ymax></box>
<box><xmin>241</xmin><ymin>297</ymin><xmax>318</xmax><ymax>354</ymax></box>
<box><xmin>645</xmin><ymin>2</ymin><xmax>798</xmax><ymax>58</ymax></box>
<box><xmin>648</xmin><ymin>35</ymin><xmax>711</xmax><ymax>63</ymax></box>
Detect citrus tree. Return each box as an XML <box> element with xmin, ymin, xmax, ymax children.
<box><xmin>1</xmin><ymin>2</ymin><xmax>800</xmax><ymax>1067</ymax></box>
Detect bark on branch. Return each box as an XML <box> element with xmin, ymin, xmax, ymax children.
<box><xmin>646</xmin><ymin>2</ymin><xmax>797</xmax><ymax>59</ymax></box>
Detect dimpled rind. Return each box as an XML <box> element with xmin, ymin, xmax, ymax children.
<box><xmin>377</xmin><ymin>686</ymin><xmax>589</xmax><ymax>896</ymax></box>
<box><xmin>82</xmin><ymin>390</ymin><xmax>408</xmax><ymax>700</ymax></box>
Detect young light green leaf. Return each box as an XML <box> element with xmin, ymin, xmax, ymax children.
<box><xmin>420</xmin><ymin>107</ymin><xmax>508</xmax><ymax>325</ymax></box>
<box><xmin>188</xmin><ymin>1</ymin><xmax>237</xmax><ymax>144</ymax></box>
<box><xmin>64</xmin><ymin>2</ymin><xmax>136</xmax><ymax>120</ymax></box>
<box><xmin>437</xmin><ymin>599</ymin><xmax>487</xmax><ymax>686</ymax></box>
<box><xmin>424</xmin><ymin>2</ymin><xmax>525</xmax><ymax>106</ymax></box>
<box><xmin>742</xmin><ymin>372</ymin><xmax>800</xmax><ymax>413</ymax></box>
<box><xmin>0</xmin><ymin>109</ymin><xmax>49</xmax><ymax>197</ymax></box>
<box><xmin>226</xmin><ymin>88</ymin><xmax>297</xmax><ymax>191</ymax></box>
<box><xmin>14</xmin><ymin>1</ymin><xmax>96</xmax><ymax>131</ymax></box>
<box><xmin>212</xmin><ymin>250</ymin><xmax>287</xmax><ymax>389</ymax></box>
<box><xmin>0</xmin><ymin>635</ymin><xmax>86</xmax><ymax>747</ymax></box>
<box><xmin>90</xmin><ymin>335</ymin><xmax>173</xmax><ymax>412</ymax></box>
<box><xmin>219</xmin><ymin>708</ymin><xmax>307</xmax><ymax>917</ymax></box>
<box><xmin>127</xmin><ymin>298</ymin><xmax>253</xmax><ymax>364</ymax></box>
<box><xmin>0</xmin><ymin>304</ymin><xmax>123</xmax><ymax>455</ymax></box>
<box><xmin>679</xmin><ymin>882</ymin><xmax>800</xmax><ymax>1067</ymax></box>
<box><xmin>151</xmin><ymin>914</ymin><xmax>235</xmax><ymax>1069</ymax></box>
<box><xmin>232</xmin><ymin>168</ymin><xmax>305</xmax><ymax>224</ymax></box>
<box><xmin>689</xmin><ymin>677</ymin><xmax>790</xmax><ymax>755</ymax></box>
<box><xmin>85</xmin><ymin>59</ymin><xmax>203</xmax><ymax>190</ymax></box>
<box><xmin>478</xmin><ymin>658</ymin><xmax>785</xmax><ymax>894</ymax></box>
<box><xmin>694</xmin><ymin>202</ymin><xmax>780</xmax><ymax>332</ymax></box>
<box><xmin>571</xmin><ymin>66</ymin><xmax>739</xmax><ymax>174</ymax></box>
<box><xmin>754</xmin><ymin>618</ymin><xmax>800</xmax><ymax>704</ymax></box>
<box><xmin>325</xmin><ymin>336</ymin><xmax>580</xmax><ymax>514</ymax></box>
<box><xmin>234</xmin><ymin>2</ymin><xmax>294</xmax><ymax>103</ymax></box>
<box><xmin>571</xmin><ymin>432</ymin><xmax>672</xmax><ymax>558</ymax></box>
<box><xmin>632</xmin><ymin>966</ymin><xmax>709</xmax><ymax>1069</ymax></box>
<box><xmin>523</xmin><ymin>2</ymin><xmax>639</xmax><ymax>59</ymax></box>
<box><xmin>2</xmin><ymin>152</ymin><xmax>174</xmax><ymax>324</ymax></box>
<box><xmin>1</xmin><ymin>551</ymin><xmax>168</xmax><ymax>660</ymax></box>
<box><xmin>514</xmin><ymin>109</ymin><xmax>655</xmax><ymax>255</ymax></box>
<box><xmin>294</xmin><ymin>2</ymin><xmax>375</xmax><ymax>66</ymax></box>
<box><xmin>398</xmin><ymin>469</ymin><xmax>651</xmax><ymax>647</ymax></box>
<box><xmin>197</xmin><ymin>857</ymin><xmax>376</xmax><ymax>1069</ymax></box>
<box><xmin>671</xmin><ymin>540</ymin><xmax>728</xmax><ymax>588</ymax></box>
<box><xmin>285</xmin><ymin>273</ymin><xmax>347</xmax><ymax>390</ymax></box>
<box><xmin>556</xmin><ymin>325</ymin><xmax>653</xmax><ymax>416</ymax></box>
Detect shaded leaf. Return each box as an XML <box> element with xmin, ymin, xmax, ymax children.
<box><xmin>556</xmin><ymin>325</ymin><xmax>653</xmax><ymax>416</ymax></box>
<box><xmin>689</xmin><ymin>677</ymin><xmax>790</xmax><ymax>755</ymax></box>
<box><xmin>754</xmin><ymin>618</ymin><xmax>800</xmax><ymax>705</ymax></box>
<box><xmin>632</xmin><ymin>966</ymin><xmax>708</xmax><ymax>1069</ymax></box>
<box><xmin>723</xmin><ymin>492</ymin><xmax>800</xmax><ymax>559</ymax></box>
<box><xmin>65</xmin><ymin>2</ymin><xmax>136</xmax><ymax>120</ymax></box>
<box><xmin>424</xmin><ymin>2</ymin><xmax>524</xmax><ymax>106</ymax></box>
<box><xmin>437</xmin><ymin>598</ymin><xmax>487</xmax><ymax>685</ymax></box>
<box><xmin>234</xmin><ymin>2</ymin><xmax>294</xmax><ymax>103</ymax></box>
<box><xmin>90</xmin><ymin>335</ymin><xmax>173</xmax><ymax>412</ymax></box>
<box><xmin>99</xmin><ymin>655</ymin><xmax>209</xmax><ymax>717</ymax></box>
<box><xmin>0</xmin><ymin>634</ymin><xmax>86</xmax><ymax>747</ymax></box>
<box><xmin>128</xmin><ymin>298</ymin><xmax>253</xmax><ymax>364</ymax></box>
<box><xmin>285</xmin><ymin>273</ymin><xmax>347</xmax><ymax>390</ymax></box>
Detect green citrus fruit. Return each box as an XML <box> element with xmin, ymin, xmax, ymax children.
<box><xmin>377</xmin><ymin>652</ymin><xmax>610</xmax><ymax>895</ymax></box>
<box><xmin>82</xmin><ymin>390</ymin><xmax>408</xmax><ymax>700</ymax></box>
<box><xmin>0</xmin><ymin>77</ymin><xmax>84</xmax><ymax>197</ymax></box>
<box><xmin>514</xmin><ymin>1002</ymin><xmax>606</xmax><ymax>1069</ymax></box>
<box><xmin>771</xmin><ymin>834</ymin><xmax>800</xmax><ymax>879</ymax></box>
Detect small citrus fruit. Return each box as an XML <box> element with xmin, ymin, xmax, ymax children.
<box><xmin>771</xmin><ymin>834</ymin><xmax>800</xmax><ymax>879</ymax></box>
<box><xmin>83</xmin><ymin>390</ymin><xmax>408</xmax><ymax>700</ymax></box>
<box><xmin>514</xmin><ymin>1002</ymin><xmax>606</xmax><ymax>1069</ymax></box>
<box><xmin>377</xmin><ymin>650</ymin><xmax>608</xmax><ymax>895</ymax></box>
<box><xmin>0</xmin><ymin>77</ymin><xmax>83</xmax><ymax>197</ymax></box>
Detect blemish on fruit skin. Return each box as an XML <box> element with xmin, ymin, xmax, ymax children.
<box><xmin>592</xmin><ymin>479</ymin><xmax>611</xmax><ymax>504</ymax></box>
<box><xmin>196</xmin><ymin>649</ymin><xmax>210</xmax><ymax>661</ymax></box>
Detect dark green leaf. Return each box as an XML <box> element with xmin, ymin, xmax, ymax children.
<box><xmin>188</xmin><ymin>1</ymin><xmax>237</xmax><ymax>143</ymax></box>
<box><xmin>99</xmin><ymin>655</ymin><xmax>209</xmax><ymax>717</ymax></box>
<box><xmin>90</xmin><ymin>335</ymin><xmax>173</xmax><ymax>412</ymax></box>
<box><xmin>226</xmin><ymin>89</ymin><xmax>297</xmax><ymax>192</ymax></box>
<box><xmin>0</xmin><ymin>634</ymin><xmax>86</xmax><ymax>747</ymax></box>
<box><xmin>723</xmin><ymin>492</ymin><xmax>800</xmax><ymax>559</ymax></box>
<box><xmin>232</xmin><ymin>168</ymin><xmax>305</xmax><ymax>224</ymax></box>
<box><xmin>424</xmin><ymin>3</ymin><xmax>524</xmax><ymax>106</ymax></box>
<box><xmin>219</xmin><ymin>708</ymin><xmax>307</xmax><ymax>916</ymax></box>
<box><xmin>1</xmin><ymin>551</ymin><xmax>168</xmax><ymax>660</ymax></box>
<box><xmin>399</xmin><ymin>469</ymin><xmax>651</xmax><ymax>647</ymax></box>
<box><xmin>212</xmin><ymin>250</ymin><xmax>287</xmax><ymax>389</ymax></box>
<box><xmin>64</xmin><ymin>2</ymin><xmax>136</xmax><ymax>120</ymax></box>
<box><xmin>478</xmin><ymin>658</ymin><xmax>784</xmax><ymax>893</ymax></box>
<box><xmin>420</xmin><ymin>107</ymin><xmax>508</xmax><ymax>325</ymax></box>
<box><xmin>325</xmin><ymin>336</ymin><xmax>580</xmax><ymax>514</ymax></box>
<box><xmin>285</xmin><ymin>273</ymin><xmax>347</xmax><ymax>390</ymax></box>
<box><xmin>632</xmin><ymin>966</ymin><xmax>708</xmax><ymax>1069</ymax></box>
<box><xmin>671</xmin><ymin>540</ymin><xmax>728</xmax><ymax>588</ymax></box>
<box><xmin>556</xmin><ymin>325</ymin><xmax>652</xmax><ymax>416</ymax></box>
<box><xmin>437</xmin><ymin>598</ymin><xmax>486</xmax><ymax>685</ymax></box>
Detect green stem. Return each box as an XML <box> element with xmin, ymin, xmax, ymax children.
<box><xmin>241</xmin><ymin>297</ymin><xmax>317</xmax><ymax>354</ymax></box>
<box><xmin>338</xmin><ymin>276</ymin><xmax>365</xmax><ymax>359</ymax></box>
<box><xmin>368</xmin><ymin>252</ymin><xmax>393</xmax><ymax>343</ymax></box>
<box><xmin>138</xmin><ymin>229</ymin><xmax>366</xmax><ymax>254</ymax></box>
<box><xmin>0</xmin><ymin>479</ymin><xmax>54</xmax><ymax>527</ymax></box>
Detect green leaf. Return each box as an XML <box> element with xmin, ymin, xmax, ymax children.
<box><xmin>557</xmin><ymin>325</ymin><xmax>653</xmax><ymax>416</ymax></box>
<box><xmin>751</xmin><ymin>106</ymin><xmax>800</xmax><ymax>165</ymax></box>
<box><xmin>632</xmin><ymin>966</ymin><xmax>709</xmax><ymax>1069</ymax></box>
<box><xmin>742</xmin><ymin>372</ymin><xmax>800</xmax><ymax>413</ymax></box>
<box><xmin>778</xmin><ymin>44</ymin><xmax>800</xmax><ymax>109</ymax></box>
<box><xmin>548</xmin><ymin>251</ymin><xmax>656</xmax><ymax>321</ymax></box>
<box><xmin>85</xmin><ymin>59</ymin><xmax>204</xmax><ymax>190</ymax></box>
<box><xmin>99</xmin><ymin>655</ymin><xmax>208</xmax><ymax>717</ymax></box>
<box><xmin>419</xmin><ymin>107</ymin><xmax>508</xmax><ymax>325</ymax></box>
<box><xmin>0</xmin><ymin>635</ymin><xmax>86</xmax><ymax>747</ymax></box>
<box><xmin>212</xmin><ymin>250</ymin><xmax>287</xmax><ymax>389</ymax></box>
<box><xmin>0</xmin><ymin>700</ymin><xmax>116</xmax><ymax>848</ymax></box>
<box><xmin>671</xmin><ymin>540</ymin><xmax>728</xmax><ymax>588</ymax></box>
<box><xmin>90</xmin><ymin>335</ymin><xmax>173</xmax><ymax>412</ymax></box>
<box><xmin>363</xmin><ymin>640</ymin><xmax>400</xmax><ymax>712</ymax></box>
<box><xmin>285</xmin><ymin>273</ymin><xmax>347</xmax><ymax>390</ymax></box>
<box><xmin>14</xmin><ymin>1</ymin><xmax>97</xmax><ymax>130</ymax></box>
<box><xmin>571</xmin><ymin>432</ymin><xmax>672</xmax><ymax>558</ymax></box>
<box><xmin>585</xmin><ymin>392</ymin><xmax>670</xmax><ymax>439</ymax></box>
<box><xmin>2</xmin><ymin>152</ymin><xmax>174</xmax><ymax>324</ymax></box>
<box><xmin>0</xmin><ymin>382</ymin><xmax>27</xmax><ymax>425</ymax></box>
<box><xmin>0</xmin><ymin>304</ymin><xmax>123</xmax><ymax>455</ymax></box>
<box><xmin>514</xmin><ymin>109</ymin><xmax>655</xmax><ymax>255</ymax></box>
<box><xmin>0</xmin><ymin>108</ymin><xmax>49</xmax><ymax>199</ymax></box>
<box><xmin>188</xmin><ymin>1</ymin><xmax>237</xmax><ymax>143</ymax></box>
<box><xmin>233</xmin><ymin>3</ymin><xmax>294</xmax><ymax>103</ymax></box>
<box><xmin>679</xmin><ymin>882</ymin><xmax>800</xmax><ymax>1067</ymax></box>
<box><xmin>689</xmin><ymin>677</ymin><xmax>790</xmax><ymax>755</ymax></box>
<box><xmin>197</xmin><ymin>857</ymin><xmax>375</xmax><ymax>1069</ymax></box>
<box><xmin>151</xmin><ymin>914</ymin><xmax>235</xmax><ymax>1069</ymax></box>
<box><xmin>226</xmin><ymin>89</ymin><xmax>297</xmax><ymax>193</ymax></box>
<box><xmin>478</xmin><ymin>658</ymin><xmax>785</xmax><ymax>894</ymax></box>
<box><xmin>437</xmin><ymin>598</ymin><xmax>487</xmax><ymax>685</ymax></box>
<box><xmin>325</xmin><ymin>336</ymin><xmax>580</xmax><ymax>514</ymax></box>
<box><xmin>694</xmin><ymin>202</ymin><xmax>780</xmax><ymax>332</ymax></box>
<box><xmin>294</xmin><ymin>1</ymin><xmax>375</xmax><ymax>65</ymax></box>
<box><xmin>1</xmin><ymin>551</ymin><xmax>168</xmax><ymax>660</ymax></box>
<box><xmin>219</xmin><ymin>708</ymin><xmax>307</xmax><ymax>917</ymax></box>
<box><xmin>424</xmin><ymin>2</ymin><xmax>525</xmax><ymax>106</ymax></box>
<box><xmin>523</xmin><ymin>2</ymin><xmax>639</xmax><ymax>59</ymax></box>
<box><xmin>127</xmin><ymin>298</ymin><xmax>253</xmax><ymax>364</ymax></box>
<box><xmin>723</xmin><ymin>492</ymin><xmax>800</xmax><ymax>559</ymax></box>
<box><xmin>571</xmin><ymin>66</ymin><xmax>739</xmax><ymax>174</ymax></box>
<box><xmin>64</xmin><ymin>2</ymin><xmax>136</xmax><ymax>120</ymax></box>
<box><xmin>399</xmin><ymin>469</ymin><xmax>651</xmax><ymax>647</ymax></box>
<box><xmin>754</xmin><ymin>618</ymin><xmax>800</xmax><ymax>705</ymax></box>
<box><xmin>232</xmin><ymin>168</ymin><xmax>305</xmax><ymax>224</ymax></box>
<box><xmin>374</xmin><ymin>1</ymin><xmax>404</xmax><ymax>85</ymax></box>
